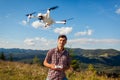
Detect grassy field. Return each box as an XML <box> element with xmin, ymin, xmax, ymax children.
<box><xmin>0</xmin><ymin>60</ymin><xmax>120</xmax><ymax>80</ymax></box>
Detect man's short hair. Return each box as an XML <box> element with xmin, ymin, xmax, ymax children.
<box><xmin>58</xmin><ymin>35</ymin><xmax>67</xmax><ymax>40</ymax></box>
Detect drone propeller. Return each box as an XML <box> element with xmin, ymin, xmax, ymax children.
<box><xmin>38</xmin><ymin>6</ymin><xmax>58</xmax><ymax>12</ymax></box>
<box><xmin>26</xmin><ymin>12</ymin><xmax>36</xmax><ymax>16</ymax></box>
<box><xmin>66</xmin><ymin>18</ymin><xmax>74</xmax><ymax>21</ymax></box>
<box><xmin>49</xmin><ymin>6</ymin><xmax>59</xmax><ymax>10</ymax></box>
<box><xmin>61</xmin><ymin>18</ymin><xmax>74</xmax><ymax>22</ymax></box>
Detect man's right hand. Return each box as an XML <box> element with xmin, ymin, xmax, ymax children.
<box><xmin>49</xmin><ymin>64</ymin><xmax>56</xmax><ymax>69</ymax></box>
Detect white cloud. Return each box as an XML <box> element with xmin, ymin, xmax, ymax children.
<box><xmin>92</xmin><ymin>39</ymin><xmax>120</xmax><ymax>44</ymax></box>
<box><xmin>20</xmin><ymin>20</ymin><xmax>27</xmax><ymax>25</ymax></box>
<box><xmin>31</xmin><ymin>20</ymin><xmax>45</xmax><ymax>29</ymax></box>
<box><xmin>68</xmin><ymin>38</ymin><xmax>120</xmax><ymax>45</ymax></box>
<box><xmin>54</xmin><ymin>27</ymin><xmax>72</xmax><ymax>35</ymax></box>
<box><xmin>22</xmin><ymin>20</ymin><xmax>27</xmax><ymax>25</ymax></box>
<box><xmin>1</xmin><ymin>37</ymin><xmax>120</xmax><ymax>50</ymax></box>
<box><xmin>75</xmin><ymin>29</ymin><xmax>93</xmax><ymax>36</ymax></box>
<box><xmin>34</xmin><ymin>37</ymin><xmax>48</xmax><ymax>43</ymax></box>
<box><xmin>24</xmin><ymin>37</ymin><xmax>56</xmax><ymax>49</ymax></box>
<box><xmin>23</xmin><ymin>37</ymin><xmax>120</xmax><ymax>50</ymax></box>
<box><xmin>115</xmin><ymin>8</ymin><xmax>120</xmax><ymax>15</ymax></box>
<box><xmin>67</xmin><ymin>38</ymin><xmax>120</xmax><ymax>49</ymax></box>
<box><xmin>0</xmin><ymin>40</ymin><xmax>9</xmax><ymax>44</ymax></box>
<box><xmin>24</xmin><ymin>39</ymin><xmax>35</xmax><ymax>46</ymax></box>
<box><xmin>87</xmin><ymin>29</ymin><xmax>93</xmax><ymax>35</ymax></box>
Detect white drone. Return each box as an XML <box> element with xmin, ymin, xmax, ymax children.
<box><xmin>26</xmin><ymin>6</ymin><xmax>73</xmax><ymax>27</ymax></box>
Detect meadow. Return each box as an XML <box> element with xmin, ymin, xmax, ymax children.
<box><xmin>0</xmin><ymin>60</ymin><xmax>120</xmax><ymax>80</ymax></box>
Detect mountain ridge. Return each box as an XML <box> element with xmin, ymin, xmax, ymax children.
<box><xmin>0</xmin><ymin>48</ymin><xmax>120</xmax><ymax>74</ymax></box>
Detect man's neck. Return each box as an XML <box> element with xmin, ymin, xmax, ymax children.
<box><xmin>57</xmin><ymin>46</ymin><xmax>64</xmax><ymax>52</ymax></box>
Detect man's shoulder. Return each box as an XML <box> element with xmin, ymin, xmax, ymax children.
<box><xmin>49</xmin><ymin>48</ymin><xmax>56</xmax><ymax>52</ymax></box>
<box><xmin>64</xmin><ymin>49</ymin><xmax>70</xmax><ymax>55</ymax></box>
<box><xmin>47</xmin><ymin>48</ymin><xmax>56</xmax><ymax>54</ymax></box>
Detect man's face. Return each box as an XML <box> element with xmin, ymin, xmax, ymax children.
<box><xmin>57</xmin><ymin>37</ymin><xmax>67</xmax><ymax>48</ymax></box>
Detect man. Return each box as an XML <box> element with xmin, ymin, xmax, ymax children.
<box><xmin>43</xmin><ymin>35</ymin><xmax>70</xmax><ymax>80</ymax></box>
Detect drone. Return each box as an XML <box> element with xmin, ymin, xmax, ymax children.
<box><xmin>26</xmin><ymin>6</ymin><xmax>73</xmax><ymax>27</ymax></box>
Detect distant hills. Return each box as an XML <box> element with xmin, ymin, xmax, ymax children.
<box><xmin>0</xmin><ymin>48</ymin><xmax>120</xmax><ymax>73</ymax></box>
<box><xmin>0</xmin><ymin>48</ymin><xmax>47</xmax><ymax>63</ymax></box>
<box><xmin>71</xmin><ymin>48</ymin><xmax>120</xmax><ymax>66</ymax></box>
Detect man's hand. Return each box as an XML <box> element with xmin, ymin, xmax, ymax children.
<box><xmin>49</xmin><ymin>64</ymin><xmax>56</xmax><ymax>69</ymax></box>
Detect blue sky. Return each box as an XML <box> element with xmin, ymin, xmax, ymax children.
<box><xmin>0</xmin><ymin>0</ymin><xmax>120</xmax><ymax>50</ymax></box>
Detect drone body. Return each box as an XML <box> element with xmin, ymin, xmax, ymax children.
<box><xmin>26</xmin><ymin>6</ymin><xmax>72</xmax><ymax>27</ymax></box>
<box><xmin>37</xmin><ymin>11</ymin><xmax>55</xmax><ymax>27</ymax></box>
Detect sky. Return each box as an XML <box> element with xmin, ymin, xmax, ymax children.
<box><xmin>0</xmin><ymin>0</ymin><xmax>120</xmax><ymax>50</ymax></box>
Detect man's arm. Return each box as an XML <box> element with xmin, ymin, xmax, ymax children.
<box><xmin>43</xmin><ymin>49</ymin><xmax>57</xmax><ymax>70</ymax></box>
<box><xmin>64</xmin><ymin>52</ymin><xmax>71</xmax><ymax>71</ymax></box>
<box><xmin>43</xmin><ymin>59</ymin><xmax>55</xmax><ymax>69</ymax></box>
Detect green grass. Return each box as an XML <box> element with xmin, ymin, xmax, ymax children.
<box><xmin>0</xmin><ymin>60</ymin><xmax>119</xmax><ymax>80</ymax></box>
<box><xmin>0</xmin><ymin>61</ymin><xmax>47</xmax><ymax>80</ymax></box>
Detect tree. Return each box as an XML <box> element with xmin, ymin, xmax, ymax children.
<box><xmin>68</xmin><ymin>48</ymin><xmax>80</xmax><ymax>71</ymax></box>
<box><xmin>71</xmin><ymin>59</ymin><xmax>80</xmax><ymax>71</ymax></box>
<box><xmin>88</xmin><ymin>64</ymin><xmax>95</xmax><ymax>72</ymax></box>
<box><xmin>0</xmin><ymin>52</ymin><xmax>5</xmax><ymax>60</ymax></box>
<box><xmin>33</xmin><ymin>55</ymin><xmax>40</xmax><ymax>64</ymax></box>
<box><xmin>9</xmin><ymin>53</ymin><xmax>13</xmax><ymax>61</ymax></box>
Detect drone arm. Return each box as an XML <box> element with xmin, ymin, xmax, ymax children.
<box><xmin>27</xmin><ymin>15</ymin><xmax>36</xmax><ymax>22</ymax></box>
<box><xmin>55</xmin><ymin>21</ymin><xmax>66</xmax><ymax>24</ymax></box>
<box><xmin>27</xmin><ymin>17</ymin><xmax>30</xmax><ymax>22</ymax></box>
<box><xmin>46</xmin><ymin>9</ymin><xmax>50</xmax><ymax>18</ymax></box>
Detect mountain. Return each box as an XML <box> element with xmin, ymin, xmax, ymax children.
<box><xmin>0</xmin><ymin>48</ymin><xmax>120</xmax><ymax>65</ymax></box>
<box><xmin>0</xmin><ymin>48</ymin><xmax>47</xmax><ymax>63</ymax></box>
<box><xmin>71</xmin><ymin>48</ymin><xmax>120</xmax><ymax>66</ymax></box>
<box><xmin>0</xmin><ymin>48</ymin><xmax>120</xmax><ymax>73</ymax></box>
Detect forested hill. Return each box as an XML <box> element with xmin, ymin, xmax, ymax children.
<box><xmin>0</xmin><ymin>48</ymin><xmax>47</xmax><ymax>62</ymax></box>
<box><xmin>0</xmin><ymin>48</ymin><xmax>120</xmax><ymax>74</ymax></box>
<box><xmin>0</xmin><ymin>48</ymin><xmax>120</xmax><ymax>66</ymax></box>
<box><xmin>71</xmin><ymin>48</ymin><xmax>120</xmax><ymax>66</ymax></box>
